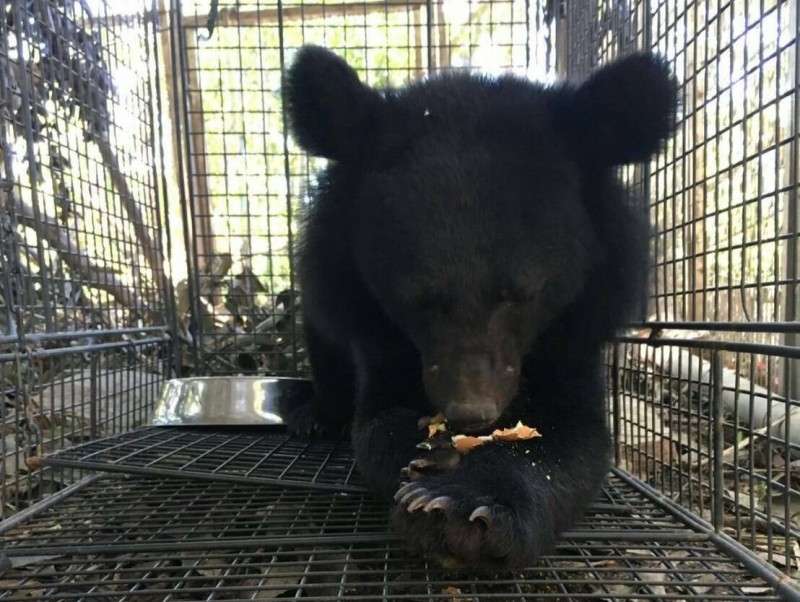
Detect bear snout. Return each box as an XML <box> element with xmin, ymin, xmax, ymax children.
<box><xmin>444</xmin><ymin>400</ymin><xmax>501</xmax><ymax>432</ymax></box>
<box><xmin>423</xmin><ymin>351</ymin><xmax>519</xmax><ymax>431</ymax></box>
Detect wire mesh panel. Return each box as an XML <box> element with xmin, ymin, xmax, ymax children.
<box><xmin>41</xmin><ymin>426</ymin><xmax>366</xmax><ymax>492</ymax></box>
<box><xmin>611</xmin><ymin>336</ymin><xmax>800</xmax><ymax>579</ymax></box>
<box><xmin>168</xmin><ymin>0</ymin><xmax>556</xmax><ymax>377</ymax></box>
<box><xmin>0</xmin><ymin>475</ymin><xmax>385</xmax><ymax>550</ymax></box>
<box><xmin>2</xmin><ymin>543</ymin><xmax>783</xmax><ymax>600</ymax></box>
<box><xmin>0</xmin><ymin>472</ymin><xmax>791</xmax><ymax>600</ymax></box>
<box><xmin>0</xmin><ymin>2</ymin><xmax>172</xmax><ymax>519</ymax></box>
<box><xmin>563</xmin><ymin>0</ymin><xmax>800</xmax><ymax>581</ymax></box>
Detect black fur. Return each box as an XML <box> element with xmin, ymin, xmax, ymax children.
<box><xmin>555</xmin><ymin>53</ymin><xmax>678</xmax><ymax>166</ymax></box>
<box><xmin>283</xmin><ymin>47</ymin><xmax>677</xmax><ymax>568</ymax></box>
<box><xmin>283</xmin><ymin>45</ymin><xmax>384</xmax><ymax>162</ymax></box>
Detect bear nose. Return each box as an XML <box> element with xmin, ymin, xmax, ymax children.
<box><xmin>462</xmin><ymin>353</ymin><xmax>491</xmax><ymax>377</ymax></box>
<box><xmin>444</xmin><ymin>401</ymin><xmax>499</xmax><ymax>431</ymax></box>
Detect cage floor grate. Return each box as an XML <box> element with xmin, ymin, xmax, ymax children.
<box><xmin>1</xmin><ymin>474</ymin><xmax>701</xmax><ymax>553</ymax></box>
<box><xmin>40</xmin><ymin>426</ymin><xmax>366</xmax><ymax>493</ymax></box>
<box><xmin>0</xmin><ymin>473</ymin><xmax>784</xmax><ymax>600</ymax></box>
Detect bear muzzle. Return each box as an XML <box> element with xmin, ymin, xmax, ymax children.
<box><xmin>423</xmin><ymin>352</ymin><xmax>520</xmax><ymax>432</ymax></box>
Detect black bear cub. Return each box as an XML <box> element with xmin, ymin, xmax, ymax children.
<box><xmin>283</xmin><ymin>46</ymin><xmax>677</xmax><ymax>568</ymax></box>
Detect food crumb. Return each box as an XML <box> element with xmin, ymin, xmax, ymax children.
<box><xmin>427</xmin><ymin>424</ymin><xmax>441</xmax><ymax>438</ymax></box>
<box><xmin>491</xmin><ymin>421</ymin><xmax>542</xmax><ymax>441</ymax></box>
<box><xmin>452</xmin><ymin>434</ymin><xmax>492</xmax><ymax>452</ymax></box>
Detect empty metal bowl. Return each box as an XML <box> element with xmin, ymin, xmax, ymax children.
<box><xmin>150</xmin><ymin>376</ymin><xmax>313</xmax><ymax>426</ymax></box>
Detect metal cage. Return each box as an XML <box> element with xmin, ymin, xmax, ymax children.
<box><xmin>0</xmin><ymin>0</ymin><xmax>799</xmax><ymax>599</ymax></box>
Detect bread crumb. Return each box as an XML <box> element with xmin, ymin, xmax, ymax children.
<box><xmin>491</xmin><ymin>421</ymin><xmax>542</xmax><ymax>442</ymax></box>
<box><xmin>452</xmin><ymin>434</ymin><xmax>492</xmax><ymax>453</ymax></box>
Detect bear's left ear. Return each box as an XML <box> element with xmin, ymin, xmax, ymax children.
<box><xmin>283</xmin><ymin>46</ymin><xmax>385</xmax><ymax>161</ymax></box>
<box><xmin>557</xmin><ymin>53</ymin><xmax>678</xmax><ymax>166</ymax></box>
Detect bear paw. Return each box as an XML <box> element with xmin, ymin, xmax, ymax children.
<box><xmin>391</xmin><ymin>479</ymin><xmax>536</xmax><ymax>568</ymax></box>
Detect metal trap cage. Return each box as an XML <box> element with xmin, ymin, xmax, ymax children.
<box><xmin>0</xmin><ymin>0</ymin><xmax>799</xmax><ymax>599</ymax></box>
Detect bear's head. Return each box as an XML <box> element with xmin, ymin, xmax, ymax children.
<box><xmin>285</xmin><ymin>47</ymin><xmax>677</xmax><ymax>431</ymax></box>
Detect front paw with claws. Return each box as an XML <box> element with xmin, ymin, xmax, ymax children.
<box><xmin>391</xmin><ymin>477</ymin><xmax>536</xmax><ymax>568</ymax></box>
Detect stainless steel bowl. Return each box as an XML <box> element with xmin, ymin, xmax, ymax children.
<box><xmin>150</xmin><ymin>376</ymin><xmax>313</xmax><ymax>426</ymax></box>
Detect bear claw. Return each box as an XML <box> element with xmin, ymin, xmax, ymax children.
<box><xmin>399</xmin><ymin>490</ymin><xmax>420</xmax><ymax>505</ymax></box>
<box><xmin>394</xmin><ymin>482</ymin><xmax>420</xmax><ymax>501</ymax></box>
<box><xmin>407</xmin><ymin>494</ymin><xmax>432</xmax><ymax>512</ymax></box>
<box><xmin>401</xmin><ymin>440</ymin><xmax>461</xmax><ymax>482</ymax></box>
<box><xmin>400</xmin><ymin>487</ymin><xmax>429</xmax><ymax>506</ymax></box>
<box><xmin>469</xmin><ymin>505</ymin><xmax>492</xmax><ymax>525</ymax></box>
<box><xmin>423</xmin><ymin>496</ymin><xmax>451</xmax><ymax>512</ymax></box>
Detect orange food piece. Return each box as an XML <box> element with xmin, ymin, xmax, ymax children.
<box><xmin>421</xmin><ymin>413</ymin><xmax>448</xmax><ymax>438</ymax></box>
<box><xmin>491</xmin><ymin>421</ymin><xmax>542</xmax><ymax>441</ymax></box>
<box><xmin>427</xmin><ymin>422</ymin><xmax>448</xmax><ymax>439</ymax></box>
<box><xmin>452</xmin><ymin>435</ymin><xmax>491</xmax><ymax>453</ymax></box>
<box><xmin>427</xmin><ymin>424</ymin><xmax>438</xmax><ymax>438</ymax></box>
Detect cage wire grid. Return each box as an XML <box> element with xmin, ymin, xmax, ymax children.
<box><xmin>0</xmin><ymin>0</ymin><xmax>173</xmax><ymax>520</ymax></box>
<box><xmin>0</xmin><ymin>468</ymin><xmax>793</xmax><ymax>599</ymax></box>
<box><xmin>576</xmin><ymin>0</ymin><xmax>800</xmax><ymax>584</ymax></box>
<box><xmin>0</xmin><ymin>0</ymin><xmax>798</xmax><ymax>598</ymax></box>
<box><xmin>38</xmin><ymin>426</ymin><xmax>367</xmax><ymax>493</ymax></box>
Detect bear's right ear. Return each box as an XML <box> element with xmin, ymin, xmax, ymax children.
<box><xmin>283</xmin><ymin>46</ymin><xmax>384</xmax><ymax>161</ymax></box>
<box><xmin>555</xmin><ymin>53</ymin><xmax>678</xmax><ymax>167</ymax></box>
